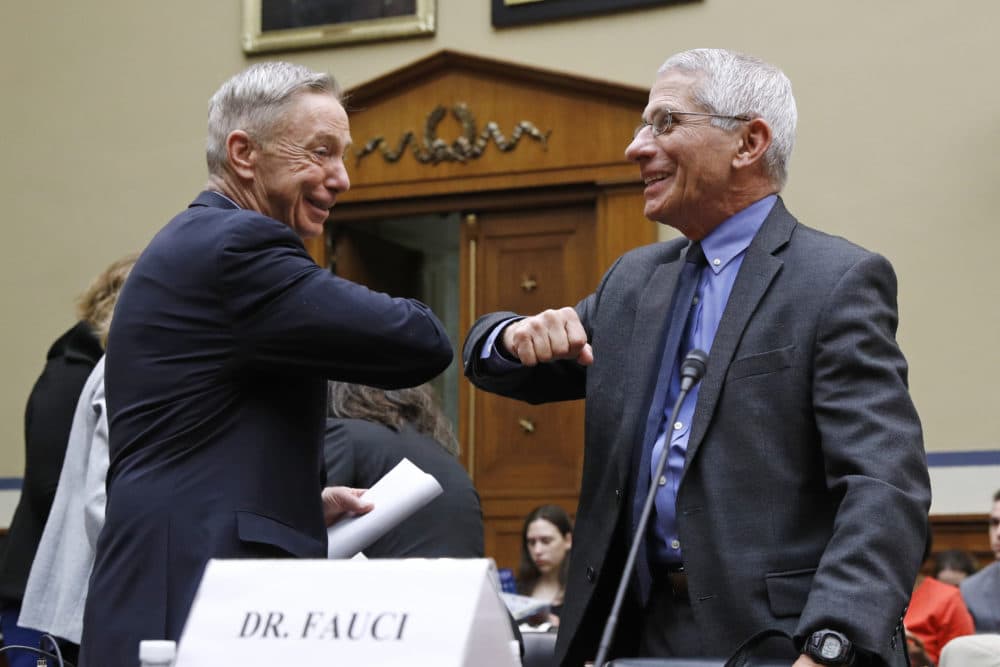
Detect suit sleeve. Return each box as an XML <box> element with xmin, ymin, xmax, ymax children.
<box><xmin>220</xmin><ymin>214</ymin><xmax>453</xmax><ymax>389</ymax></box>
<box><xmin>797</xmin><ymin>252</ymin><xmax>931</xmax><ymax>663</ymax></box>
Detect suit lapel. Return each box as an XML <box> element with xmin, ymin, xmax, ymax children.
<box><xmin>615</xmin><ymin>244</ymin><xmax>686</xmax><ymax>604</ymax></box>
<box><xmin>682</xmin><ymin>200</ymin><xmax>796</xmax><ymax>471</ymax></box>
<box><xmin>619</xmin><ymin>248</ymin><xmax>685</xmax><ymax>488</ymax></box>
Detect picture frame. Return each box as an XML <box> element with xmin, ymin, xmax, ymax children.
<box><xmin>491</xmin><ymin>0</ymin><xmax>697</xmax><ymax>28</ymax></box>
<box><xmin>243</xmin><ymin>0</ymin><xmax>436</xmax><ymax>54</ymax></box>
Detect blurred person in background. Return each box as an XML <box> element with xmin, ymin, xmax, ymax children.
<box><xmin>933</xmin><ymin>549</ymin><xmax>978</xmax><ymax>587</ymax></box>
<box><xmin>15</xmin><ymin>254</ymin><xmax>138</xmax><ymax>664</ymax></box>
<box><xmin>0</xmin><ymin>253</ymin><xmax>136</xmax><ymax>667</ymax></box>
<box><xmin>325</xmin><ymin>381</ymin><xmax>483</xmax><ymax>558</ymax></box>
<box><xmin>905</xmin><ymin>531</ymin><xmax>975</xmax><ymax>666</ymax></box>
<box><xmin>518</xmin><ymin>504</ymin><xmax>573</xmax><ymax>628</ymax></box>
<box><xmin>959</xmin><ymin>489</ymin><xmax>1000</xmax><ymax>632</ymax></box>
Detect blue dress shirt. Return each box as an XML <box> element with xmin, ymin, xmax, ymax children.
<box><xmin>649</xmin><ymin>195</ymin><xmax>776</xmax><ymax>565</ymax></box>
<box><xmin>478</xmin><ymin>195</ymin><xmax>778</xmax><ymax>566</ymax></box>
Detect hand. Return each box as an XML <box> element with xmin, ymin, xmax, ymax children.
<box><xmin>792</xmin><ymin>656</ymin><xmax>824</xmax><ymax>667</ymax></box>
<box><xmin>906</xmin><ymin>630</ymin><xmax>933</xmax><ymax>667</ymax></box>
<box><xmin>321</xmin><ymin>486</ymin><xmax>373</xmax><ymax>526</ymax></box>
<box><xmin>501</xmin><ymin>307</ymin><xmax>593</xmax><ymax>367</ymax></box>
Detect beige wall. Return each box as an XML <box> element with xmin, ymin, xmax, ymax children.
<box><xmin>1</xmin><ymin>0</ymin><xmax>997</xmax><ymax>483</ymax></box>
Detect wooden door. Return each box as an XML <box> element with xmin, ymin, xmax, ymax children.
<box><xmin>462</xmin><ymin>202</ymin><xmax>596</xmax><ymax>572</ymax></box>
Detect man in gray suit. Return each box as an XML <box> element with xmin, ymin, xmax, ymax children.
<box><xmin>959</xmin><ymin>489</ymin><xmax>1000</xmax><ymax>632</ymax></box>
<box><xmin>463</xmin><ymin>49</ymin><xmax>930</xmax><ymax>667</ymax></box>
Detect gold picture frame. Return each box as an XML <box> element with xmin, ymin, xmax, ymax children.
<box><xmin>243</xmin><ymin>0</ymin><xmax>436</xmax><ymax>54</ymax></box>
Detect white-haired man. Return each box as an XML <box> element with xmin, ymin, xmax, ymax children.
<box><xmin>464</xmin><ymin>49</ymin><xmax>930</xmax><ymax>666</ymax></box>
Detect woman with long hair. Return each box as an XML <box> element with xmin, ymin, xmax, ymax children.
<box><xmin>517</xmin><ymin>504</ymin><xmax>573</xmax><ymax>627</ymax></box>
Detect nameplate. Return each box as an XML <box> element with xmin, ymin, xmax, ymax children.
<box><xmin>174</xmin><ymin>558</ymin><xmax>518</xmax><ymax>666</ymax></box>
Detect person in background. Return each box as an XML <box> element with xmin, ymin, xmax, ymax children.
<box><xmin>463</xmin><ymin>48</ymin><xmax>929</xmax><ymax>666</ymax></box>
<box><xmin>79</xmin><ymin>61</ymin><xmax>453</xmax><ymax>667</ymax></box>
<box><xmin>934</xmin><ymin>549</ymin><xmax>978</xmax><ymax>587</ymax></box>
<box><xmin>15</xmin><ymin>253</ymin><xmax>138</xmax><ymax>664</ymax></box>
<box><xmin>0</xmin><ymin>253</ymin><xmax>136</xmax><ymax>667</ymax></box>
<box><xmin>325</xmin><ymin>381</ymin><xmax>527</xmax><ymax>659</ymax></box>
<box><xmin>959</xmin><ymin>489</ymin><xmax>1000</xmax><ymax>632</ymax></box>
<box><xmin>325</xmin><ymin>381</ymin><xmax>483</xmax><ymax>558</ymax></box>
<box><xmin>517</xmin><ymin>504</ymin><xmax>573</xmax><ymax>628</ymax></box>
<box><xmin>904</xmin><ymin>531</ymin><xmax>975</xmax><ymax>666</ymax></box>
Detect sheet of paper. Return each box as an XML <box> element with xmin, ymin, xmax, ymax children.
<box><xmin>326</xmin><ymin>457</ymin><xmax>443</xmax><ymax>559</ymax></box>
<box><xmin>499</xmin><ymin>592</ymin><xmax>551</xmax><ymax>621</ymax></box>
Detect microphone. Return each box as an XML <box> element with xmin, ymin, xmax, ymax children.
<box><xmin>593</xmin><ymin>348</ymin><xmax>709</xmax><ymax>667</ymax></box>
<box><xmin>679</xmin><ymin>348</ymin><xmax>708</xmax><ymax>392</ymax></box>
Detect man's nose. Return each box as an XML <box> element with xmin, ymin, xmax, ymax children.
<box><xmin>327</xmin><ymin>160</ymin><xmax>350</xmax><ymax>193</ymax></box>
<box><xmin>625</xmin><ymin>133</ymin><xmax>651</xmax><ymax>162</ymax></box>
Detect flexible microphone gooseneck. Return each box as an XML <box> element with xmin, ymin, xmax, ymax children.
<box><xmin>593</xmin><ymin>348</ymin><xmax>709</xmax><ymax>667</ymax></box>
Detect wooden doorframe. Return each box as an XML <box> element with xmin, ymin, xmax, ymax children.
<box><xmin>302</xmin><ymin>50</ymin><xmax>657</xmax><ymax>567</ymax></box>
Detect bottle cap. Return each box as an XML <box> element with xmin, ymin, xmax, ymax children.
<box><xmin>139</xmin><ymin>639</ymin><xmax>177</xmax><ymax>662</ymax></box>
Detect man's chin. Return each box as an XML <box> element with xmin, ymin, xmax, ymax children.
<box><xmin>297</xmin><ymin>224</ymin><xmax>324</xmax><ymax>239</ymax></box>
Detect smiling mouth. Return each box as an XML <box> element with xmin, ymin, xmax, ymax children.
<box><xmin>643</xmin><ymin>174</ymin><xmax>668</xmax><ymax>186</ymax></box>
<box><xmin>307</xmin><ymin>199</ymin><xmax>333</xmax><ymax>213</ymax></box>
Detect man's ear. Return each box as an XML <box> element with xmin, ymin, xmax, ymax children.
<box><xmin>733</xmin><ymin>117</ymin><xmax>772</xmax><ymax>170</ymax></box>
<box><xmin>226</xmin><ymin>130</ymin><xmax>257</xmax><ymax>180</ymax></box>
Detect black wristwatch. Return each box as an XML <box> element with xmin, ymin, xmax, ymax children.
<box><xmin>804</xmin><ymin>629</ymin><xmax>855</xmax><ymax>666</ymax></box>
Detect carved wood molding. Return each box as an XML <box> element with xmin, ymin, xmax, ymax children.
<box><xmin>354</xmin><ymin>103</ymin><xmax>551</xmax><ymax>166</ymax></box>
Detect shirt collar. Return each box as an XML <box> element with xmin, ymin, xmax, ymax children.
<box><xmin>191</xmin><ymin>190</ymin><xmax>242</xmax><ymax>210</ymax></box>
<box><xmin>700</xmin><ymin>194</ymin><xmax>777</xmax><ymax>274</ymax></box>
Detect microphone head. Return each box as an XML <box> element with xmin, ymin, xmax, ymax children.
<box><xmin>680</xmin><ymin>348</ymin><xmax>709</xmax><ymax>387</ymax></box>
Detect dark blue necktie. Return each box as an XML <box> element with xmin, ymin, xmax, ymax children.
<box><xmin>631</xmin><ymin>241</ymin><xmax>706</xmax><ymax>602</ymax></box>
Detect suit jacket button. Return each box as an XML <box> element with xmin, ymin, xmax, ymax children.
<box><xmin>586</xmin><ymin>566</ymin><xmax>596</xmax><ymax>582</ymax></box>
<box><xmin>614</xmin><ymin>488</ymin><xmax>622</xmax><ymax>504</ymax></box>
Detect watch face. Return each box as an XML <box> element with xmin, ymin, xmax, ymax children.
<box><xmin>820</xmin><ymin>635</ymin><xmax>843</xmax><ymax>659</ymax></box>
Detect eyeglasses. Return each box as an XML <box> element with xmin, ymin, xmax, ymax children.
<box><xmin>633</xmin><ymin>109</ymin><xmax>752</xmax><ymax>139</ymax></box>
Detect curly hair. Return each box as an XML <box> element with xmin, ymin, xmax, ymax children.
<box><xmin>328</xmin><ymin>382</ymin><xmax>458</xmax><ymax>456</ymax></box>
<box><xmin>76</xmin><ymin>251</ymin><xmax>140</xmax><ymax>347</ymax></box>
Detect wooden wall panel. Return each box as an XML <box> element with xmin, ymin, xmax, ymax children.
<box><xmin>337</xmin><ymin>51</ymin><xmax>647</xmax><ymax>206</ymax></box>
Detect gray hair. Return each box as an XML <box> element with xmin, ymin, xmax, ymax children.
<box><xmin>659</xmin><ymin>49</ymin><xmax>797</xmax><ymax>188</ymax></box>
<box><xmin>206</xmin><ymin>61</ymin><xmax>342</xmax><ymax>175</ymax></box>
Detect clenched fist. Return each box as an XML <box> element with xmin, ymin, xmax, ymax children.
<box><xmin>501</xmin><ymin>307</ymin><xmax>593</xmax><ymax>367</ymax></box>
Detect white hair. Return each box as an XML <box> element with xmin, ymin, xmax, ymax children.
<box><xmin>205</xmin><ymin>61</ymin><xmax>341</xmax><ymax>175</ymax></box>
<box><xmin>659</xmin><ymin>48</ymin><xmax>797</xmax><ymax>188</ymax></box>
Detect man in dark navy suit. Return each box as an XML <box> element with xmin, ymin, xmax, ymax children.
<box><xmin>79</xmin><ymin>62</ymin><xmax>453</xmax><ymax>667</ymax></box>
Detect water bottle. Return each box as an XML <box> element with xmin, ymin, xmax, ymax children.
<box><xmin>138</xmin><ymin>640</ymin><xmax>177</xmax><ymax>667</ymax></box>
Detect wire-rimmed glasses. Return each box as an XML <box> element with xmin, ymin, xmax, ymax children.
<box><xmin>633</xmin><ymin>109</ymin><xmax>752</xmax><ymax>139</ymax></box>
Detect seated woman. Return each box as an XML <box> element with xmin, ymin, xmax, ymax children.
<box><xmin>325</xmin><ymin>381</ymin><xmax>484</xmax><ymax>559</ymax></box>
<box><xmin>517</xmin><ymin>504</ymin><xmax>573</xmax><ymax>629</ymax></box>
<box><xmin>906</xmin><ymin>532</ymin><xmax>976</xmax><ymax>666</ymax></box>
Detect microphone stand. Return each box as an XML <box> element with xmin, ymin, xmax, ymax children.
<box><xmin>593</xmin><ymin>349</ymin><xmax>708</xmax><ymax>667</ymax></box>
